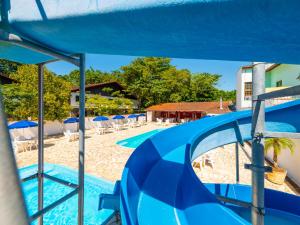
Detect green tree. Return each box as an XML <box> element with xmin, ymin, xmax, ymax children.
<box><xmin>120</xmin><ymin>57</ymin><xmax>190</xmax><ymax>108</ymax></box>
<box><xmin>190</xmin><ymin>73</ymin><xmax>221</xmax><ymax>101</ymax></box>
<box><xmin>86</xmin><ymin>95</ymin><xmax>133</xmax><ymax>115</ymax></box>
<box><xmin>61</xmin><ymin>67</ymin><xmax>121</xmax><ymax>86</ymax></box>
<box><xmin>265</xmin><ymin>138</ymin><xmax>295</xmax><ymax>168</ymax></box>
<box><xmin>60</xmin><ymin>57</ymin><xmax>236</xmax><ymax>109</ymax></box>
<box><xmin>2</xmin><ymin>65</ymin><xmax>72</xmax><ymax>121</ymax></box>
<box><xmin>216</xmin><ymin>90</ymin><xmax>236</xmax><ymax>102</ymax></box>
<box><xmin>0</xmin><ymin>59</ymin><xmax>21</xmax><ymax>75</ymax></box>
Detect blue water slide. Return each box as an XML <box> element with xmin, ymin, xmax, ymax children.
<box><xmin>120</xmin><ymin>100</ymin><xmax>300</xmax><ymax>225</ymax></box>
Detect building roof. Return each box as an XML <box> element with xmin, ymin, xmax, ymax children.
<box><xmin>71</xmin><ymin>81</ymin><xmax>136</xmax><ymax>99</ymax></box>
<box><xmin>265</xmin><ymin>64</ymin><xmax>280</xmax><ymax>72</ymax></box>
<box><xmin>241</xmin><ymin>65</ymin><xmax>253</xmax><ymax>69</ymax></box>
<box><xmin>71</xmin><ymin>81</ymin><xmax>123</xmax><ymax>92</ymax></box>
<box><xmin>146</xmin><ymin>101</ymin><xmax>232</xmax><ymax>114</ymax></box>
<box><xmin>241</xmin><ymin>63</ymin><xmax>281</xmax><ymax>72</ymax></box>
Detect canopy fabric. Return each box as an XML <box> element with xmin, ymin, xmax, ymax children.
<box><xmin>93</xmin><ymin>116</ymin><xmax>109</xmax><ymax>121</ymax></box>
<box><xmin>1</xmin><ymin>1</ymin><xmax>300</xmax><ymax>64</ymax></box>
<box><xmin>113</xmin><ymin>115</ymin><xmax>125</xmax><ymax>120</ymax></box>
<box><xmin>138</xmin><ymin>113</ymin><xmax>146</xmax><ymax>117</ymax></box>
<box><xmin>8</xmin><ymin>120</ymin><xmax>38</xmax><ymax>129</ymax></box>
<box><xmin>128</xmin><ymin>114</ymin><xmax>137</xmax><ymax>119</ymax></box>
<box><xmin>63</xmin><ymin>117</ymin><xmax>79</xmax><ymax>124</ymax></box>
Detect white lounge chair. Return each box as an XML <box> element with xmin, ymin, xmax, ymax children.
<box><xmin>157</xmin><ymin>118</ymin><xmax>163</xmax><ymax>126</ymax></box>
<box><xmin>164</xmin><ymin>119</ymin><xmax>171</xmax><ymax>126</ymax></box>
<box><xmin>13</xmin><ymin>136</ymin><xmax>30</xmax><ymax>152</ymax></box>
<box><xmin>64</xmin><ymin>130</ymin><xmax>79</xmax><ymax>142</ymax></box>
<box><xmin>112</xmin><ymin>122</ymin><xmax>122</xmax><ymax>131</ymax></box>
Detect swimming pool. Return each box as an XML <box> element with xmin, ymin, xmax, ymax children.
<box><xmin>116</xmin><ymin>129</ymin><xmax>164</xmax><ymax>149</ymax></box>
<box><xmin>19</xmin><ymin>164</ymin><xmax>115</xmax><ymax>225</ymax></box>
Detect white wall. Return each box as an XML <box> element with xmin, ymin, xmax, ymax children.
<box><xmin>9</xmin><ymin>117</ymin><xmax>97</xmax><ymax>139</ymax></box>
<box><xmin>147</xmin><ymin>111</ymin><xmax>153</xmax><ymax>122</ymax></box>
<box><xmin>266</xmin><ymin>138</ymin><xmax>300</xmax><ymax>186</ymax></box>
<box><xmin>236</xmin><ymin>68</ymin><xmax>242</xmax><ymax>110</ymax></box>
<box><xmin>236</xmin><ymin>68</ymin><xmax>252</xmax><ymax>110</ymax></box>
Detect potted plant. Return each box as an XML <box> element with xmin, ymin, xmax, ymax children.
<box><xmin>265</xmin><ymin>138</ymin><xmax>295</xmax><ymax>185</ymax></box>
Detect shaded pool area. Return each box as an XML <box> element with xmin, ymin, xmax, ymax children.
<box><xmin>19</xmin><ymin>164</ymin><xmax>115</xmax><ymax>225</ymax></box>
<box><xmin>116</xmin><ymin>129</ymin><xmax>164</xmax><ymax>149</ymax></box>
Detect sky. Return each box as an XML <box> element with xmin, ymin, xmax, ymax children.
<box><xmin>46</xmin><ymin>54</ymin><xmax>249</xmax><ymax>91</ymax></box>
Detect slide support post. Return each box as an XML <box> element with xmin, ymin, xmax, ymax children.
<box><xmin>251</xmin><ymin>62</ymin><xmax>265</xmax><ymax>225</ymax></box>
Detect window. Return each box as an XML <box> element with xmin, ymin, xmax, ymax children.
<box><xmin>276</xmin><ymin>80</ymin><xmax>283</xmax><ymax>87</ymax></box>
<box><xmin>244</xmin><ymin>82</ymin><xmax>252</xmax><ymax>100</ymax></box>
<box><xmin>75</xmin><ymin>96</ymin><xmax>79</xmax><ymax>102</ymax></box>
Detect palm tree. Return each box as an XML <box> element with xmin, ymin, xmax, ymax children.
<box><xmin>265</xmin><ymin>138</ymin><xmax>295</xmax><ymax>168</ymax></box>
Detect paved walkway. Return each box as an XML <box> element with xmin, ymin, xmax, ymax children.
<box><xmin>16</xmin><ymin>123</ymin><xmax>297</xmax><ymax>195</ymax></box>
<box><xmin>194</xmin><ymin>143</ymin><xmax>297</xmax><ymax>195</ymax></box>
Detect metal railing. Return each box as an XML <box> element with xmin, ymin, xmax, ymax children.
<box><xmin>0</xmin><ymin>30</ymin><xmax>86</xmax><ymax>225</ymax></box>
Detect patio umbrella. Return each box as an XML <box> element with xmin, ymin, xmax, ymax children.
<box><xmin>138</xmin><ymin>113</ymin><xmax>146</xmax><ymax>117</ymax></box>
<box><xmin>127</xmin><ymin>114</ymin><xmax>137</xmax><ymax>119</ymax></box>
<box><xmin>63</xmin><ymin>117</ymin><xmax>79</xmax><ymax>132</ymax></box>
<box><xmin>63</xmin><ymin>117</ymin><xmax>79</xmax><ymax>124</ymax></box>
<box><xmin>93</xmin><ymin>116</ymin><xmax>109</xmax><ymax>121</ymax></box>
<box><xmin>113</xmin><ymin>115</ymin><xmax>125</xmax><ymax>120</ymax></box>
<box><xmin>8</xmin><ymin>120</ymin><xmax>38</xmax><ymax>138</ymax></box>
<box><xmin>8</xmin><ymin>120</ymin><xmax>38</xmax><ymax>129</ymax></box>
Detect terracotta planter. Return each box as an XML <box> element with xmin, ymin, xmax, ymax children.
<box><xmin>266</xmin><ymin>167</ymin><xmax>287</xmax><ymax>185</ymax></box>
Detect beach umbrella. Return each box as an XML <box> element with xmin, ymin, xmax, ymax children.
<box><xmin>63</xmin><ymin>117</ymin><xmax>79</xmax><ymax>132</ymax></box>
<box><xmin>93</xmin><ymin>116</ymin><xmax>109</xmax><ymax>121</ymax></box>
<box><xmin>127</xmin><ymin>114</ymin><xmax>137</xmax><ymax>119</ymax></box>
<box><xmin>8</xmin><ymin>120</ymin><xmax>38</xmax><ymax>129</ymax></box>
<box><xmin>113</xmin><ymin>115</ymin><xmax>125</xmax><ymax>120</ymax></box>
<box><xmin>138</xmin><ymin>113</ymin><xmax>146</xmax><ymax>117</ymax></box>
<box><xmin>63</xmin><ymin>117</ymin><xmax>79</xmax><ymax>124</ymax></box>
<box><xmin>8</xmin><ymin>120</ymin><xmax>38</xmax><ymax>138</ymax></box>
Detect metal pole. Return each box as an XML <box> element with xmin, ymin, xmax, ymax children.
<box><xmin>235</xmin><ymin>142</ymin><xmax>239</xmax><ymax>183</ymax></box>
<box><xmin>38</xmin><ymin>64</ymin><xmax>44</xmax><ymax>225</ymax></box>
<box><xmin>0</xmin><ymin>88</ymin><xmax>29</xmax><ymax>225</ymax></box>
<box><xmin>251</xmin><ymin>62</ymin><xmax>265</xmax><ymax>225</ymax></box>
<box><xmin>78</xmin><ymin>54</ymin><xmax>85</xmax><ymax>225</ymax></box>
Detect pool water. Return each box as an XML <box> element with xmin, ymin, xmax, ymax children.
<box><xmin>19</xmin><ymin>164</ymin><xmax>115</xmax><ymax>225</ymax></box>
<box><xmin>116</xmin><ymin>129</ymin><xmax>164</xmax><ymax>149</ymax></box>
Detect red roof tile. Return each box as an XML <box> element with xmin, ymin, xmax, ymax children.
<box><xmin>146</xmin><ymin>101</ymin><xmax>232</xmax><ymax>114</ymax></box>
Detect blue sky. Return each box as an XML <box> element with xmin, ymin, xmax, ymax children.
<box><xmin>46</xmin><ymin>54</ymin><xmax>249</xmax><ymax>91</ymax></box>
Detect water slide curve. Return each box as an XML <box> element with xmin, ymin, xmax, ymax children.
<box><xmin>120</xmin><ymin>100</ymin><xmax>300</xmax><ymax>225</ymax></box>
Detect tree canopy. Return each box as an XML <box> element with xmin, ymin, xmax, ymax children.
<box><xmin>2</xmin><ymin>65</ymin><xmax>72</xmax><ymax>121</ymax></box>
<box><xmin>62</xmin><ymin>57</ymin><xmax>235</xmax><ymax>109</ymax></box>
<box><xmin>0</xmin><ymin>57</ymin><xmax>236</xmax><ymax>121</ymax></box>
<box><xmin>86</xmin><ymin>95</ymin><xmax>133</xmax><ymax>116</ymax></box>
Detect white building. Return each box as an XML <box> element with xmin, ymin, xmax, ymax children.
<box><xmin>236</xmin><ymin>63</ymin><xmax>300</xmax><ymax>187</ymax></box>
<box><xmin>236</xmin><ymin>63</ymin><xmax>300</xmax><ymax>110</ymax></box>
<box><xmin>70</xmin><ymin>81</ymin><xmax>138</xmax><ymax>115</ymax></box>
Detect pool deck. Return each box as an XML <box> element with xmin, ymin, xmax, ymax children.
<box><xmin>16</xmin><ymin>123</ymin><xmax>165</xmax><ymax>181</ymax></box>
<box><xmin>16</xmin><ymin>122</ymin><xmax>297</xmax><ymax>195</ymax></box>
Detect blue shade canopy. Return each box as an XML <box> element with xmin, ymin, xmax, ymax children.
<box><xmin>8</xmin><ymin>120</ymin><xmax>38</xmax><ymax>129</ymax></box>
<box><xmin>93</xmin><ymin>116</ymin><xmax>109</xmax><ymax>121</ymax></box>
<box><xmin>63</xmin><ymin>117</ymin><xmax>79</xmax><ymax>124</ymax></box>
<box><xmin>138</xmin><ymin>113</ymin><xmax>146</xmax><ymax>117</ymax></box>
<box><xmin>128</xmin><ymin>114</ymin><xmax>137</xmax><ymax>119</ymax></box>
<box><xmin>113</xmin><ymin>115</ymin><xmax>125</xmax><ymax>120</ymax></box>
<box><xmin>2</xmin><ymin>1</ymin><xmax>300</xmax><ymax>64</ymax></box>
